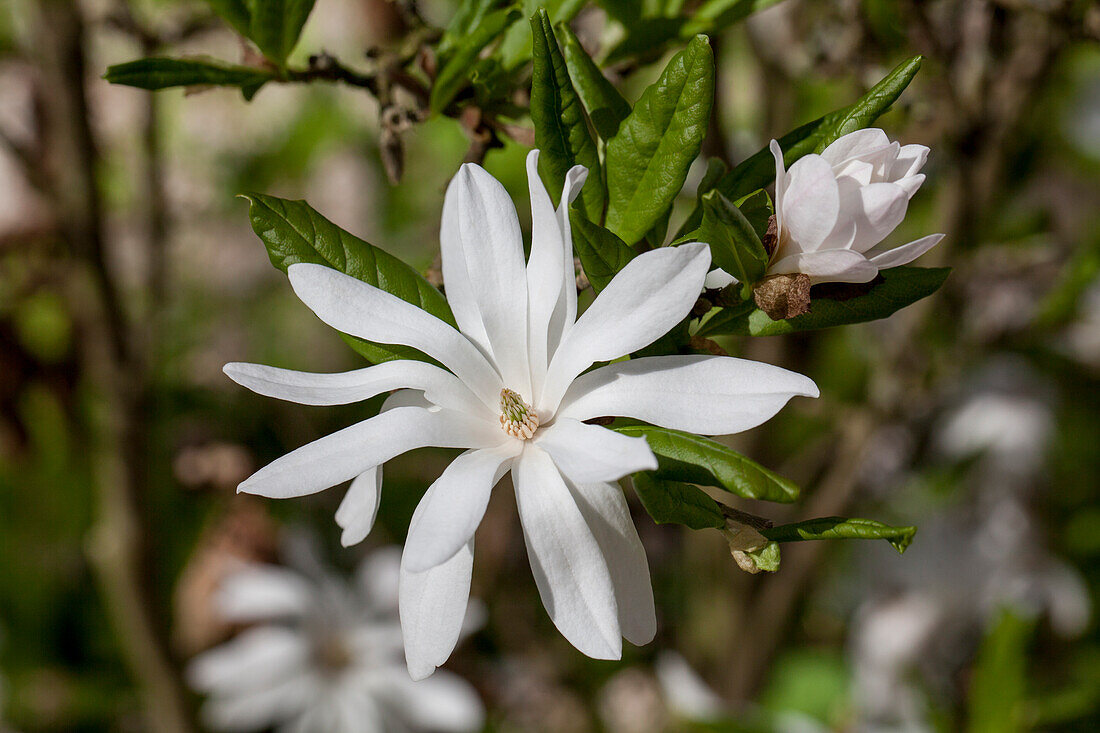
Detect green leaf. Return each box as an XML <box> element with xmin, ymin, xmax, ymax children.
<box><xmin>631</xmin><ymin>473</ymin><xmax>724</xmax><ymax>530</ymax></box>
<box><xmin>529</xmin><ymin>9</ymin><xmax>604</xmax><ymax>221</ymax></box>
<box><xmin>700</xmin><ymin>266</ymin><xmax>950</xmax><ymax>337</ymax></box>
<box><xmin>606</xmin><ymin>17</ymin><xmax>687</xmax><ymax>64</ymax></box>
<box><xmin>245</xmin><ymin>0</ymin><xmax>316</xmax><ymax>66</ymax></box>
<box><xmin>814</xmin><ymin>55</ymin><xmax>922</xmax><ymax>152</ymax></box>
<box><xmin>495</xmin><ymin>0</ymin><xmax>586</xmax><ymax>71</ymax></box>
<box><xmin>571</xmin><ymin>218</ymin><xmax>636</xmax><ymax>293</ymax></box>
<box><xmin>103</xmin><ymin>57</ymin><xmax>276</xmax><ymax>100</ymax></box>
<box><xmin>605</xmin><ymin>35</ymin><xmax>713</xmax><ymax>245</ymax></box>
<box><xmin>613</xmin><ymin>424</ymin><xmax>800</xmax><ymax>503</ymax></box>
<box><xmin>437</xmin><ymin>0</ymin><xmax>499</xmax><ymax>62</ymax></box>
<box><xmin>558</xmin><ymin>23</ymin><xmax>631</xmax><ymax>140</ymax></box>
<box><xmin>205</xmin><ymin>0</ymin><xmax>251</xmax><ymax>37</ymax></box>
<box><xmin>242</xmin><ymin>193</ymin><xmax>455</xmax><ymax>364</ymax></box>
<box><xmin>745</xmin><ymin>541</ymin><xmax>781</xmax><ymax>571</ymax></box>
<box><xmin>430</xmin><ymin>7</ymin><xmax>520</xmax><ymax>114</ymax></box>
<box><xmin>762</xmin><ymin>517</ymin><xmax>917</xmax><ymax>553</ymax></box>
<box><xmin>695</xmin><ymin>190</ymin><xmax>768</xmax><ymax>285</ymax></box>
<box><xmin>686</xmin><ymin>0</ymin><xmax>785</xmax><ymax>35</ymax></box>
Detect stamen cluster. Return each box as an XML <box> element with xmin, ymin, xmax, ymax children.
<box><xmin>499</xmin><ymin>388</ymin><xmax>539</xmax><ymax>440</ymax></box>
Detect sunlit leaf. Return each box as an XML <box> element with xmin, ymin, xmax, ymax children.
<box><xmin>762</xmin><ymin>516</ymin><xmax>917</xmax><ymax>553</ymax></box>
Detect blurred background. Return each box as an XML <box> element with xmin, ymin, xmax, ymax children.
<box><xmin>1</xmin><ymin>0</ymin><xmax>1099</xmax><ymax>730</ymax></box>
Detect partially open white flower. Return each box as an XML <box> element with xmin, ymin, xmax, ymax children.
<box><xmin>225</xmin><ymin>150</ymin><xmax>818</xmax><ymax>678</ymax></box>
<box><xmin>187</xmin><ymin>548</ymin><xmax>484</xmax><ymax>733</ymax></box>
<box><xmin>708</xmin><ymin>128</ymin><xmax>944</xmax><ymax>290</ymax></box>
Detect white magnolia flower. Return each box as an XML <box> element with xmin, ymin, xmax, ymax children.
<box><xmin>707</xmin><ymin>128</ymin><xmax>944</xmax><ymax>290</ymax></box>
<box><xmin>188</xmin><ymin>548</ymin><xmax>484</xmax><ymax>733</ymax></box>
<box><xmin>225</xmin><ymin>150</ymin><xmax>818</xmax><ymax>678</ymax></box>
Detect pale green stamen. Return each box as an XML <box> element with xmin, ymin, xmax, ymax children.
<box><xmin>499</xmin><ymin>388</ymin><xmax>539</xmax><ymax>440</ymax></box>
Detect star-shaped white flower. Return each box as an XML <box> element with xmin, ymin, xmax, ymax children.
<box><xmin>187</xmin><ymin>548</ymin><xmax>484</xmax><ymax>733</ymax></box>
<box><xmin>707</xmin><ymin>128</ymin><xmax>945</xmax><ymax>290</ymax></box>
<box><xmin>225</xmin><ymin>150</ymin><xmax>818</xmax><ymax>678</ymax></box>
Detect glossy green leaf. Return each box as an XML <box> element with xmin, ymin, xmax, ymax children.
<box><xmin>695</xmin><ymin>190</ymin><xmax>768</xmax><ymax>285</ymax></box>
<box><xmin>242</xmin><ymin>193</ymin><xmax>455</xmax><ymax>364</ymax></box>
<box><xmin>814</xmin><ymin>55</ymin><xmax>922</xmax><ymax>152</ymax></box>
<box><xmin>632</xmin><ymin>473</ymin><xmax>724</xmax><ymax>530</ymax></box>
<box><xmin>605</xmin><ymin>35</ymin><xmax>713</xmax><ymax>245</ymax></box>
<box><xmin>205</xmin><ymin>0</ymin><xmax>251</xmax><ymax>37</ymax></box>
<box><xmin>496</xmin><ymin>0</ymin><xmax>585</xmax><ymax>71</ymax></box>
<box><xmin>245</xmin><ymin>0</ymin><xmax>316</xmax><ymax>66</ymax></box>
<box><xmin>558</xmin><ymin>23</ymin><xmax>631</xmax><ymax>140</ymax></box>
<box><xmin>529</xmin><ymin>9</ymin><xmax>604</xmax><ymax>220</ymax></box>
<box><xmin>430</xmin><ymin>7</ymin><xmax>520</xmax><ymax>114</ymax></box>
<box><xmin>700</xmin><ymin>266</ymin><xmax>950</xmax><ymax>337</ymax></box>
<box><xmin>571</xmin><ymin>218</ymin><xmax>636</xmax><ymax>293</ymax></box>
<box><xmin>103</xmin><ymin>57</ymin><xmax>276</xmax><ymax>100</ymax></box>
<box><xmin>613</xmin><ymin>424</ymin><xmax>800</xmax><ymax>503</ymax></box>
<box><xmin>762</xmin><ymin>517</ymin><xmax>918</xmax><ymax>553</ymax></box>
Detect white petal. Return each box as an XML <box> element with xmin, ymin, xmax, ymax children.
<box><xmin>403</xmin><ymin>444</ymin><xmax>520</xmax><ymax>573</ymax></box>
<box><xmin>526</xmin><ymin>150</ymin><xmax>567</xmax><ymax>396</ymax></box>
<box><xmin>534</xmin><ymin>418</ymin><xmax>656</xmax><ymax>483</ymax></box>
<box><xmin>867</xmin><ymin>233</ymin><xmax>945</xmax><ymax>269</ymax></box>
<box><xmin>335</xmin><ymin>466</ymin><xmax>382</xmax><ymax>547</ymax></box>
<box><xmin>848</xmin><ymin>182</ymin><xmax>909</xmax><ymax>253</ymax></box>
<box><xmin>222</xmin><ymin>360</ymin><xmax>488</xmax><ymax>417</ymax></box>
<box><xmin>216</xmin><ymin>565</ymin><xmax>313</xmax><ymax>622</ymax></box>
<box><xmin>201</xmin><ymin>672</ymin><xmax>317</xmax><ymax>733</ymax></box>
<box><xmin>441</xmin><ymin>167</ymin><xmax>493</xmax><ymax>361</ymax></box>
<box><xmin>287</xmin><ymin>263</ymin><xmax>502</xmax><ymax>408</ymax></box>
<box><xmin>386</xmin><ymin>671</ymin><xmax>486</xmax><ymax>733</ymax></box>
<box><xmin>569</xmin><ymin>481</ymin><xmax>656</xmax><ymax>645</ymax></box>
<box><xmin>513</xmin><ymin>446</ymin><xmax>621</xmax><ymax>659</ymax></box>
<box><xmin>770</xmin><ymin>140</ymin><xmax>788</xmax><ymax>240</ymax></box>
<box><xmin>400</xmin><ymin>538</ymin><xmax>475</xmax><ymax>680</ymax></box>
<box><xmin>814</xmin><ymin>176</ymin><xmax>862</xmax><ymax>252</ymax></box>
<box><xmin>557</xmin><ymin>355</ymin><xmax>819</xmax><ymax>435</ymax></box>
<box><xmin>890</xmin><ymin>143</ymin><xmax>929</xmax><ymax>181</ymax></box>
<box><xmin>539</xmin><ymin>243</ymin><xmax>711</xmax><ymax>414</ymax></box>
<box><xmin>187</xmin><ymin>627</ymin><xmax>309</xmax><ymax>694</ymax></box>
<box><xmin>548</xmin><ymin>165</ymin><xmax>589</xmax><ymax>355</ymax></box>
<box><xmin>770</xmin><ymin>249</ymin><xmax>879</xmax><ymax>284</ymax></box>
<box><xmin>448</xmin><ymin>164</ymin><xmax>532</xmax><ymax>396</ymax></box>
<box><xmin>820</xmin><ymin>128</ymin><xmax>890</xmax><ymax>166</ymax></box>
<box><xmin>704</xmin><ymin>268</ymin><xmax>737</xmax><ymax>290</ymax></box>
<box><xmin>895</xmin><ymin>172</ymin><xmax>926</xmax><ymax>199</ymax></box>
<box><xmin>238</xmin><ymin>406</ymin><xmax>500</xmax><ymax>499</ymax></box>
<box><xmin>779</xmin><ymin>154</ymin><xmax>840</xmax><ymax>252</ymax></box>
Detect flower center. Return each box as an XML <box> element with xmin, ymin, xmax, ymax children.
<box><xmin>499</xmin><ymin>388</ymin><xmax>539</xmax><ymax>440</ymax></box>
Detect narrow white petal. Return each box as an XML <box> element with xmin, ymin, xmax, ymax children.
<box><xmin>403</xmin><ymin>444</ymin><xmax>520</xmax><ymax>573</ymax></box>
<box><xmin>704</xmin><ymin>268</ymin><xmax>737</xmax><ymax>290</ymax></box>
<box><xmin>769</xmin><ymin>249</ymin><xmax>879</xmax><ymax>284</ymax></box>
<box><xmin>891</xmin><ymin>143</ymin><xmax>929</xmax><ymax>180</ymax></box>
<box><xmin>287</xmin><ymin>263</ymin><xmax>502</xmax><ymax>408</ymax></box>
<box><xmin>335</xmin><ymin>466</ymin><xmax>382</xmax><ymax>547</ymax></box>
<box><xmin>513</xmin><ymin>447</ymin><xmax>622</xmax><ymax>659</ymax></box>
<box><xmin>770</xmin><ymin>140</ymin><xmax>788</xmax><ymax>240</ymax></box>
<box><xmin>356</xmin><ymin>545</ymin><xmax>402</xmax><ymax>614</ymax></box>
<box><xmin>222</xmin><ymin>360</ymin><xmax>488</xmax><ymax>417</ymax></box>
<box><xmin>216</xmin><ymin>565</ymin><xmax>313</xmax><ymax>622</ymax></box>
<box><xmin>820</xmin><ymin>128</ymin><xmax>891</xmax><ymax>166</ymax></box>
<box><xmin>201</xmin><ymin>672</ymin><xmax>317</xmax><ymax>732</ymax></box>
<box><xmin>400</xmin><ymin>539</ymin><xmax>475</xmax><ymax>680</ymax></box>
<box><xmin>569</xmin><ymin>481</ymin><xmax>656</xmax><ymax>645</ymax></box>
<box><xmin>187</xmin><ymin>627</ymin><xmax>309</xmax><ymax>694</ymax></box>
<box><xmin>867</xmin><ymin>233</ymin><xmax>945</xmax><ymax>269</ymax></box>
<box><xmin>238</xmin><ymin>406</ymin><xmax>500</xmax><ymax>499</ymax></box>
<box><xmin>548</xmin><ymin>164</ymin><xmax>589</xmax><ymax>357</ymax></box>
<box><xmin>539</xmin><ymin>243</ymin><xmax>711</xmax><ymax>414</ymax></box>
<box><xmin>557</xmin><ymin>355</ymin><xmax>819</xmax><ymax>435</ymax></box>
<box><xmin>780</xmin><ymin>154</ymin><xmax>841</xmax><ymax>252</ymax></box>
<box><xmin>895</xmin><ymin>172</ymin><xmax>926</xmax><ymax>199</ymax></box>
<box><xmin>848</xmin><ymin>182</ymin><xmax>909</xmax><ymax>253</ymax></box>
<box><xmin>385</xmin><ymin>671</ymin><xmax>486</xmax><ymax>733</ymax></box>
<box><xmin>441</xmin><ymin>168</ymin><xmax>493</xmax><ymax>360</ymax></box>
<box><xmin>534</xmin><ymin>418</ymin><xmax>656</xmax><ymax>484</ymax></box>
<box><xmin>451</xmin><ymin>164</ymin><xmax>532</xmax><ymax>396</ymax></box>
<box><xmin>526</xmin><ymin>150</ymin><xmax>567</xmax><ymax>397</ymax></box>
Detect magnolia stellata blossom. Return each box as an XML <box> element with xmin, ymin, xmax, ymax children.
<box><xmin>224</xmin><ymin>150</ymin><xmax>818</xmax><ymax>678</ymax></box>
<box><xmin>187</xmin><ymin>548</ymin><xmax>484</xmax><ymax>733</ymax></box>
<box><xmin>707</xmin><ymin>128</ymin><xmax>944</xmax><ymax>290</ymax></box>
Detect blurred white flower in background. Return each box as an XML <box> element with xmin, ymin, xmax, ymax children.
<box><xmin>187</xmin><ymin>547</ymin><xmax>484</xmax><ymax>733</ymax></box>
<box><xmin>225</xmin><ymin>150</ymin><xmax>817</xmax><ymax>677</ymax></box>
